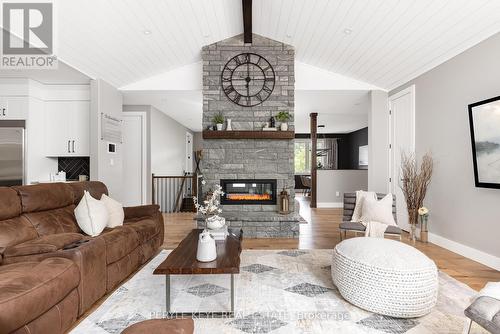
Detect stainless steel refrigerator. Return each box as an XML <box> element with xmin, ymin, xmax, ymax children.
<box><xmin>0</xmin><ymin>121</ymin><xmax>25</xmax><ymax>186</ymax></box>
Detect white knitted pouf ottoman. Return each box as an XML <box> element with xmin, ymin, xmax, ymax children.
<box><xmin>332</xmin><ymin>237</ymin><xmax>438</xmax><ymax>318</ymax></box>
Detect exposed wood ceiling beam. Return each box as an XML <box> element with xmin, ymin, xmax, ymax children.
<box><xmin>242</xmin><ymin>0</ymin><xmax>252</xmax><ymax>43</ymax></box>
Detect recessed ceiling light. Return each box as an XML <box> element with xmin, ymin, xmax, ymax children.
<box><xmin>343</xmin><ymin>28</ymin><xmax>352</xmax><ymax>35</ymax></box>
<box><xmin>143</xmin><ymin>30</ymin><xmax>152</xmax><ymax>35</ymax></box>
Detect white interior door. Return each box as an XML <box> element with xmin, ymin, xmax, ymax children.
<box><xmin>122</xmin><ymin>113</ymin><xmax>146</xmax><ymax>206</ymax></box>
<box><xmin>389</xmin><ymin>85</ymin><xmax>415</xmax><ymax>232</ymax></box>
<box><xmin>185</xmin><ymin>132</ymin><xmax>193</xmax><ymax>174</ymax></box>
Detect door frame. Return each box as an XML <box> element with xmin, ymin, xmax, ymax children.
<box><xmin>122</xmin><ymin>112</ymin><xmax>147</xmax><ymax>205</ymax></box>
<box><xmin>388</xmin><ymin>85</ymin><xmax>415</xmax><ymax>231</ymax></box>
<box><xmin>185</xmin><ymin>131</ymin><xmax>193</xmax><ymax>174</ymax></box>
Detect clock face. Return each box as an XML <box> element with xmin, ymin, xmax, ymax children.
<box><xmin>221</xmin><ymin>53</ymin><xmax>275</xmax><ymax>107</ymax></box>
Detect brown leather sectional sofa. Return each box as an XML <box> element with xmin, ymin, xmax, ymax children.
<box><xmin>0</xmin><ymin>181</ymin><xmax>164</xmax><ymax>334</ymax></box>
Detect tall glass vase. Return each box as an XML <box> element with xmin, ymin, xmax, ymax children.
<box><xmin>408</xmin><ymin>208</ymin><xmax>418</xmax><ymax>242</ymax></box>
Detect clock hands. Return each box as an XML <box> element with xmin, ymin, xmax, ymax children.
<box><xmin>246</xmin><ymin>62</ymin><xmax>250</xmax><ymax>97</ymax></box>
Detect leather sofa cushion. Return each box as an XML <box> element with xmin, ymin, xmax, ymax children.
<box><xmin>122</xmin><ymin>319</ymin><xmax>194</xmax><ymax>334</ymax></box>
<box><xmin>98</xmin><ymin>226</ymin><xmax>139</xmax><ymax>264</ymax></box>
<box><xmin>13</xmin><ymin>183</ymin><xmax>73</xmax><ymax>213</ymax></box>
<box><xmin>0</xmin><ymin>257</ymin><xmax>80</xmax><ymax>333</ymax></box>
<box><xmin>0</xmin><ymin>187</ymin><xmax>21</xmax><ymax>220</ymax></box>
<box><xmin>124</xmin><ymin>204</ymin><xmax>160</xmax><ymax>220</ymax></box>
<box><xmin>3</xmin><ymin>233</ymin><xmax>84</xmax><ymax>258</ymax></box>
<box><xmin>22</xmin><ymin>205</ymin><xmax>80</xmax><ymax>236</ymax></box>
<box><xmin>11</xmin><ymin>289</ymin><xmax>79</xmax><ymax>334</ymax></box>
<box><xmin>67</xmin><ymin>181</ymin><xmax>108</xmax><ymax>205</ymax></box>
<box><xmin>125</xmin><ymin>219</ymin><xmax>159</xmax><ymax>244</ymax></box>
<box><xmin>0</xmin><ymin>216</ymin><xmax>38</xmax><ymax>250</ymax></box>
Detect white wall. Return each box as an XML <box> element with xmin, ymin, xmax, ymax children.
<box><xmin>317</xmin><ymin>169</ymin><xmax>368</xmax><ymax>207</ymax></box>
<box><xmin>150</xmin><ymin>106</ymin><xmax>192</xmax><ymax>175</ymax></box>
<box><xmin>391</xmin><ymin>32</ymin><xmax>500</xmax><ymax>269</ymax></box>
<box><xmin>90</xmin><ymin>79</ymin><xmax>123</xmax><ymax>200</ymax></box>
<box><xmin>368</xmin><ymin>90</ymin><xmax>389</xmax><ymax>193</ymax></box>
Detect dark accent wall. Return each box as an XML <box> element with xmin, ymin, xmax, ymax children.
<box><xmin>58</xmin><ymin>157</ymin><xmax>90</xmax><ymax>181</ymax></box>
<box><xmin>296</xmin><ymin>127</ymin><xmax>368</xmax><ymax>170</ymax></box>
<box><xmin>346</xmin><ymin>127</ymin><xmax>368</xmax><ymax>169</ymax></box>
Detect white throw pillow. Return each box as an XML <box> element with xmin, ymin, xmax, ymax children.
<box><xmin>351</xmin><ymin>190</ymin><xmax>376</xmax><ymax>222</ymax></box>
<box><xmin>74</xmin><ymin>191</ymin><xmax>108</xmax><ymax>236</ymax></box>
<box><xmin>360</xmin><ymin>193</ymin><xmax>397</xmax><ymax>226</ymax></box>
<box><xmin>100</xmin><ymin>194</ymin><xmax>124</xmax><ymax>228</ymax></box>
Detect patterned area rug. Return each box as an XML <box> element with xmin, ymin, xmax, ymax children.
<box><xmin>71</xmin><ymin>250</ymin><xmax>487</xmax><ymax>334</ymax></box>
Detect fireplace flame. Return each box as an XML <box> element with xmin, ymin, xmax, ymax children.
<box><xmin>227</xmin><ymin>193</ymin><xmax>272</xmax><ymax>201</ymax></box>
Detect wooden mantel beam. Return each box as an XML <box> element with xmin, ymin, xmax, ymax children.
<box><xmin>242</xmin><ymin>0</ymin><xmax>252</xmax><ymax>43</ymax></box>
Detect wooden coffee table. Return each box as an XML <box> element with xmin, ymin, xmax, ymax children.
<box><xmin>153</xmin><ymin>228</ymin><xmax>242</xmax><ymax>317</ymax></box>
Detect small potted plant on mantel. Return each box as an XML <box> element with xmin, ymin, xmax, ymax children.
<box><xmin>276</xmin><ymin>111</ymin><xmax>291</xmax><ymax>131</ymax></box>
<box><xmin>213</xmin><ymin>113</ymin><xmax>225</xmax><ymax>131</ymax></box>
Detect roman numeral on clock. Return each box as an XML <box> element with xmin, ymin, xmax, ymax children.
<box><xmin>262</xmin><ymin>85</ymin><xmax>272</xmax><ymax>94</ymax></box>
<box><xmin>224</xmin><ymin>86</ymin><xmax>235</xmax><ymax>95</ymax></box>
<box><xmin>233</xmin><ymin>93</ymin><xmax>241</xmax><ymax>104</ymax></box>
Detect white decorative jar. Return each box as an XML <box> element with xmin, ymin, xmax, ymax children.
<box><xmin>226</xmin><ymin>119</ymin><xmax>232</xmax><ymax>131</ymax></box>
<box><xmin>216</xmin><ymin>123</ymin><xmax>223</xmax><ymax>131</ymax></box>
<box><xmin>196</xmin><ymin>230</ymin><xmax>217</xmax><ymax>262</ymax></box>
<box><xmin>280</xmin><ymin>123</ymin><xmax>288</xmax><ymax>131</ymax></box>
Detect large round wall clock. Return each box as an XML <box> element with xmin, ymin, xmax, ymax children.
<box><xmin>221</xmin><ymin>53</ymin><xmax>275</xmax><ymax>107</ymax></box>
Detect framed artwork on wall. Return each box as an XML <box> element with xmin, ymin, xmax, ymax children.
<box><xmin>468</xmin><ymin>95</ymin><xmax>500</xmax><ymax>188</ymax></box>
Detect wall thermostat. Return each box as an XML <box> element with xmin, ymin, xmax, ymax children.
<box><xmin>108</xmin><ymin>142</ymin><xmax>116</xmax><ymax>154</ymax></box>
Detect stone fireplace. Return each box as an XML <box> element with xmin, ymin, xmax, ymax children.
<box><xmin>198</xmin><ymin>34</ymin><xmax>303</xmax><ymax>238</ymax></box>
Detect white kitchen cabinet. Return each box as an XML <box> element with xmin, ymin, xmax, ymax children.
<box><xmin>0</xmin><ymin>97</ymin><xmax>29</xmax><ymax>120</ymax></box>
<box><xmin>45</xmin><ymin>101</ymin><xmax>90</xmax><ymax>156</ymax></box>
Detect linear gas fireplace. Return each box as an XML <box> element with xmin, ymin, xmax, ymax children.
<box><xmin>220</xmin><ymin>179</ymin><xmax>277</xmax><ymax>205</ymax></box>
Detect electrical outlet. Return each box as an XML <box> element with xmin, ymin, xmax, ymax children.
<box><xmin>336</xmin><ymin>191</ymin><xmax>340</xmax><ymax>197</ymax></box>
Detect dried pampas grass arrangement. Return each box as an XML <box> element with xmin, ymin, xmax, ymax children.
<box><xmin>400</xmin><ymin>152</ymin><xmax>433</xmax><ymax>228</ymax></box>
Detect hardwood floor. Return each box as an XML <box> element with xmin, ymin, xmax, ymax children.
<box><xmin>163</xmin><ymin>196</ymin><xmax>500</xmax><ymax>291</ymax></box>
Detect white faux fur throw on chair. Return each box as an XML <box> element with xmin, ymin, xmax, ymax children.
<box><xmin>362</xmin><ymin>221</ymin><xmax>390</xmax><ymax>238</ymax></box>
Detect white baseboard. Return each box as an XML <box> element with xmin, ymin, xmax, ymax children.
<box><xmin>428</xmin><ymin>232</ymin><xmax>500</xmax><ymax>271</ymax></box>
<box><xmin>317</xmin><ymin>202</ymin><xmax>343</xmax><ymax>208</ymax></box>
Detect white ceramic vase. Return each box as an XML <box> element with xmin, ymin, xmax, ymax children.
<box><xmin>196</xmin><ymin>230</ymin><xmax>217</xmax><ymax>262</ymax></box>
<box><xmin>206</xmin><ymin>215</ymin><xmax>226</xmax><ymax>230</ymax></box>
<box><xmin>226</xmin><ymin>119</ymin><xmax>232</xmax><ymax>131</ymax></box>
<box><xmin>280</xmin><ymin>122</ymin><xmax>288</xmax><ymax>131</ymax></box>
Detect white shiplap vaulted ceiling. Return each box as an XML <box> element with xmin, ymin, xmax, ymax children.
<box><xmin>57</xmin><ymin>0</ymin><xmax>500</xmax><ymax>91</ymax></box>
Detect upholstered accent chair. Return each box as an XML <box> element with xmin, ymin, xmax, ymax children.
<box><xmin>339</xmin><ymin>192</ymin><xmax>402</xmax><ymax>240</ymax></box>
<box><xmin>464</xmin><ymin>295</ymin><xmax>500</xmax><ymax>333</ymax></box>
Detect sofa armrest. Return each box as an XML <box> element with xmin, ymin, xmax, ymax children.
<box><xmin>123</xmin><ymin>205</ymin><xmax>160</xmax><ymax>220</ymax></box>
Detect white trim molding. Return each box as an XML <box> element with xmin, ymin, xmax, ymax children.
<box><xmin>317</xmin><ymin>202</ymin><xmax>343</xmax><ymax>208</ymax></box>
<box><xmin>428</xmin><ymin>232</ymin><xmax>500</xmax><ymax>271</ymax></box>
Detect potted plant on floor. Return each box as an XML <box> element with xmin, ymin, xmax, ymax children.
<box><xmin>213</xmin><ymin>113</ymin><xmax>225</xmax><ymax>131</ymax></box>
<box><xmin>400</xmin><ymin>152</ymin><xmax>433</xmax><ymax>242</ymax></box>
<box><xmin>276</xmin><ymin>111</ymin><xmax>291</xmax><ymax>131</ymax></box>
